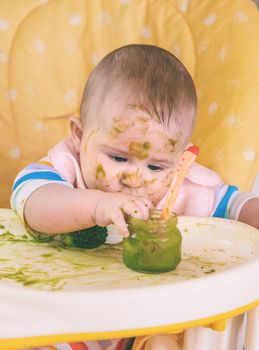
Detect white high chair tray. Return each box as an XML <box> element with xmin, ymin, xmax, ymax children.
<box><xmin>0</xmin><ymin>208</ymin><xmax>258</xmax><ymax>339</ymax></box>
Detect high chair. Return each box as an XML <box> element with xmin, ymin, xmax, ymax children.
<box><xmin>0</xmin><ymin>0</ymin><xmax>259</xmax><ymax>349</ymax></box>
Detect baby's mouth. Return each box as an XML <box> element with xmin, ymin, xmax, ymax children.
<box><xmin>120</xmin><ymin>187</ymin><xmax>142</xmax><ymax>196</ymax></box>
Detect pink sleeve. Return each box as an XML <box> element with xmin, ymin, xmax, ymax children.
<box><xmin>48</xmin><ymin>138</ymin><xmax>86</xmax><ymax>189</ymax></box>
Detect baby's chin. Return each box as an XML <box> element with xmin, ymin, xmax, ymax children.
<box><xmin>92</xmin><ymin>183</ymin><xmax>165</xmax><ymax>205</ymax></box>
<box><xmin>120</xmin><ymin>188</ymin><xmax>164</xmax><ymax>206</ymax></box>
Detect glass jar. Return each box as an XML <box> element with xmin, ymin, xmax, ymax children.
<box><xmin>123</xmin><ymin>210</ymin><xmax>182</xmax><ymax>273</ymax></box>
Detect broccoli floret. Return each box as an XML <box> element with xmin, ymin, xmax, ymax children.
<box><xmin>61</xmin><ymin>226</ymin><xmax>108</xmax><ymax>249</ymax></box>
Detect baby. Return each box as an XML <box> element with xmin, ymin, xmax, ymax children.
<box><xmin>11</xmin><ymin>44</ymin><xmax>259</xmax><ymax>350</ymax></box>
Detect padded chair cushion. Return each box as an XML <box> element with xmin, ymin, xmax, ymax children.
<box><xmin>0</xmin><ymin>0</ymin><xmax>259</xmax><ymax>207</ymax></box>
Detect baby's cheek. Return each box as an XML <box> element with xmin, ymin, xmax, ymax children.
<box><xmin>159</xmin><ymin>172</ymin><xmax>174</xmax><ymax>192</ymax></box>
<box><xmin>145</xmin><ymin>177</ymin><xmax>169</xmax><ymax>202</ymax></box>
<box><xmin>92</xmin><ymin>163</ymin><xmax>108</xmax><ymax>188</ymax></box>
<box><xmin>166</xmin><ymin>170</ymin><xmax>175</xmax><ymax>187</ymax></box>
<box><xmin>157</xmin><ymin>170</ymin><xmax>173</xmax><ymax>187</ymax></box>
<box><xmin>94</xmin><ymin>164</ymin><xmax>121</xmax><ymax>191</ymax></box>
<box><xmin>95</xmin><ymin>163</ymin><xmax>106</xmax><ymax>182</ymax></box>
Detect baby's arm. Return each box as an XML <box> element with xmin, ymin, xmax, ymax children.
<box><xmin>11</xmin><ymin>161</ymin><xmax>152</xmax><ymax>237</ymax></box>
<box><xmin>24</xmin><ymin>184</ymin><xmax>104</xmax><ymax>234</ymax></box>
<box><xmin>212</xmin><ymin>184</ymin><xmax>259</xmax><ymax>230</ymax></box>
<box><xmin>238</xmin><ymin>197</ymin><xmax>259</xmax><ymax>229</ymax></box>
<box><xmin>24</xmin><ymin>183</ymin><xmax>152</xmax><ymax>236</ymax></box>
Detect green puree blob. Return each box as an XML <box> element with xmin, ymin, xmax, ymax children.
<box><xmin>123</xmin><ymin>211</ymin><xmax>182</xmax><ymax>273</ymax></box>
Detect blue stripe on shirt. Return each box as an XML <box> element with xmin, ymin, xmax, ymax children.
<box><xmin>213</xmin><ymin>185</ymin><xmax>238</xmax><ymax>218</ymax></box>
<box><xmin>12</xmin><ymin>171</ymin><xmax>66</xmax><ymax>191</ymax></box>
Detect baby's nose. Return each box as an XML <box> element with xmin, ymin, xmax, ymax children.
<box><xmin>121</xmin><ymin>169</ymin><xmax>143</xmax><ymax>188</ymax></box>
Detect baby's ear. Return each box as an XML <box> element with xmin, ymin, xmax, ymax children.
<box><xmin>70</xmin><ymin>116</ymin><xmax>83</xmax><ymax>154</ymax></box>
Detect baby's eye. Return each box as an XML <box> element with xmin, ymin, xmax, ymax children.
<box><xmin>147</xmin><ymin>164</ymin><xmax>164</xmax><ymax>172</ymax></box>
<box><xmin>110</xmin><ymin>155</ymin><xmax>128</xmax><ymax>163</ymax></box>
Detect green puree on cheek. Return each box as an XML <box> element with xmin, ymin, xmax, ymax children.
<box><xmin>95</xmin><ymin>164</ymin><xmax>106</xmax><ymax>181</ymax></box>
<box><xmin>123</xmin><ymin>211</ymin><xmax>182</xmax><ymax>273</ymax></box>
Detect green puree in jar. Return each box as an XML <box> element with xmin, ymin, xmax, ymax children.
<box><xmin>123</xmin><ymin>211</ymin><xmax>182</xmax><ymax>273</ymax></box>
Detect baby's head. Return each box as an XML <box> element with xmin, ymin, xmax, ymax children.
<box><xmin>71</xmin><ymin>44</ymin><xmax>197</xmax><ymax>205</ymax></box>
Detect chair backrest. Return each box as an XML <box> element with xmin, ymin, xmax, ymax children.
<box><xmin>1</xmin><ymin>0</ymin><xmax>259</xmax><ymax>208</ymax></box>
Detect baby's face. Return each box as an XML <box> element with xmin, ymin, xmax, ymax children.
<box><xmin>79</xmin><ymin>98</ymin><xmax>191</xmax><ymax>205</ymax></box>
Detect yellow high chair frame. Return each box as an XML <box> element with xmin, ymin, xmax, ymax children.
<box><xmin>0</xmin><ymin>0</ymin><xmax>259</xmax><ymax>349</ymax></box>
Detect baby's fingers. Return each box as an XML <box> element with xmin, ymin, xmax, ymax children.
<box><xmin>111</xmin><ymin>210</ymin><xmax>129</xmax><ymax>238</ymax></box>
<box><xmin>121</xmin><ymin>200</ymin><xmax>147</xmax><ymax>221</ymax></box>
<box><xmin>135</xmin><ymin>197</ymin><xmax>154</xmax><ymax>219</ymax></box>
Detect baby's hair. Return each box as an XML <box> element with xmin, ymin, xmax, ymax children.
<box><xmin>80</xmin><ymin>44</ymin><xmax>197</xmax><ymax>128</ymax></box>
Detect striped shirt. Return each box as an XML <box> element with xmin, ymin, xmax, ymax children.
<box><xmin>11</xmin><ymin>138</ymin><xmax>258</xmax><ymax>225</ymax></box>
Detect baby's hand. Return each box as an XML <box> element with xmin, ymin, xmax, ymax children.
<box><xmin>93</xmin><ymin>193</ymin><xmax>153</xmax><ymax>237</ymax></box>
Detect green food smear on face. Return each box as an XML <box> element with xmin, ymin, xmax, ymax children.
<box><xmin>111</xmin><ymin>116</ymin><xmax>130</xmax><ymax>136</ymax></box>
<box><xmin>123</xmin><ymin>169</ymin><xmax>142</xmax><ymax>184</ymax></box>
<box><xmin>0</xmin><ymin>224</ymin><xmax>5</xmax><ymax>229</ymax></box>
<box><xmin>129</xmin><ymin>141</ymin><xmax>151</xmax><ymax>160</ymax></box>
<box><xmin>95</xmin><ymin>164</ymin><xmax>106</xmax><ymax>181</ymax></box>
<box><xmin>84</xmin><ymin>128</ymin><xmax>100</xmax><ymax>153</ymax></box>
<box><xmin>112</xmin><ymin>124</ymin><xmax>128</xmax><ymax>135</ymax></box>
<box><xmin>168</xmin><ymin>138</ymin><xmax>177</xmax><ymax>151</ymax></box>
<box><xmin>144</xmin><ymin>179</ymin><xmax>156</xmax><ymax>187</ymax></box>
